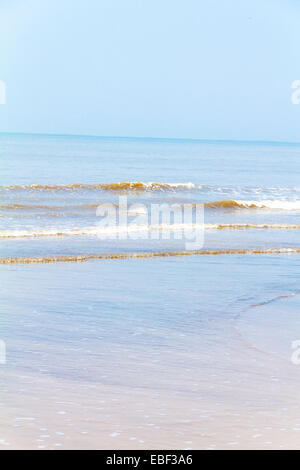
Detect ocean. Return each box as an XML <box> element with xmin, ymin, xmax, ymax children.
<box><xmin>1</xmin><ymin>133</ymin><xmax>300</xmax><ymax>449</ymax></box>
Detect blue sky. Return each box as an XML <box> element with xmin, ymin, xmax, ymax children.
<box><xmin>0</xmin><ymin>0</ymin><xmax>300</xmax><ymax>141</ymax></box>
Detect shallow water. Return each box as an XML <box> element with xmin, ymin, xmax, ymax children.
<box><xmin>1</xmin><ymin>134</ymin><xmax>300</xmax><ymax>449</ymax></box>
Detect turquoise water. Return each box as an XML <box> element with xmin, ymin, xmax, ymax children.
<box><xmin>1</xmin><ymin>134</ymin><xmax>300</xmax><ymax>449</ymax></box>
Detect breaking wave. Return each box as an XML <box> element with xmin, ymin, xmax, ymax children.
<box><xmin>2</xmin><ymin>199</ymin><xmax>300</xmax><ymax>213</ymax></box>
<box><xmin>205</xmin><ymin>199</ymin><xmax>300</xmax><ymax>211</ymax></box>
<box><xmin>0</xmin><ymin>182</ymin><xmax>197</xmax><ymax>192</ymax></box>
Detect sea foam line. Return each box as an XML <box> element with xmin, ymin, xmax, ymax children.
<box><xmin>1</xmin><ymin>223</ymin><xmax>300</xmax><ymax>239</ymax></box>
<box><xmin>1</xmin><ymin>248</ymin><xmax>300</xmax><ymax>265</ymax></box>
<box><xmin>0</xmin><ymin>182</ymin><xmax>197</xmax><ymax>192</ymax></box>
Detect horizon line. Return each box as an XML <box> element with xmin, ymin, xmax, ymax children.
<box><xmin>0</xmin><ymin>131</ymin><xmax>300</xmax><ymax>146</ymax></box>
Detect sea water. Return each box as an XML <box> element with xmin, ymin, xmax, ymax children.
<box><xmin>1</xmin><ymin>134</ymin><xmax>300</xmax><ymax>449</ymax></box>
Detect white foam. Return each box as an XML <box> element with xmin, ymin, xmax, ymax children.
<box><xmin>235</xmin><ymin>200</ymin><xmax>300</xmax><ymax>210</ymax></box>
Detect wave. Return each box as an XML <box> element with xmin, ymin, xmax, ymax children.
<box><xmin>0</xmin><ymin>182</ymin><xmax>197</xmax><ymax>192</ymax></box>
<box><xmin>2</xmin><ymin>181</ymin><xmax>300</xmax><ymax>195</ymax></box>
<box><xmin>207</xmin><ymin>223</ymin><xmax>300</xmax><ymax>230</ymax></box>
<box><xmin>1</xmin><ymin>223</ymin><xmax>300</xmax><ymax>238</ymax></box>
<box><xmin>2</xmin><ymin>199</ymin><xmax>300</xmax><ymax>214</ymax></box>
<box><xmin>0</xmin><ymin>203</ymin><xmax>102</xmax><ymax>211</ymax></box>
<box><xmin>1</xmin><ymin>248</ymin><xmax>300</xmax><ymax>264</ymax></box>
<box><xmin>205</xmin><ymin>199</ymin><xmax>300</xmax><ymax>210</ymax></box>
<box><xmin>0</xmin><ymin>224</ymin><xmax>203</xmax><ymax>238</ymax></box>
<box><xmin>2</xmin><ymin>183</ymin><xmax>300</xmax><ymax>207</ymax></box>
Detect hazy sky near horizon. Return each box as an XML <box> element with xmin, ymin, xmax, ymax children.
<box><xmin>0</xmin><ymin>0</ymin><xmax>300</xmax><ymax>141</ymax></box>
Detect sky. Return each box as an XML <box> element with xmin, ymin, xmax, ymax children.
<box><xmin>0</xmin><ymin>0</ymin><xmax>300</xmax><ymax>142</ymax></box>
